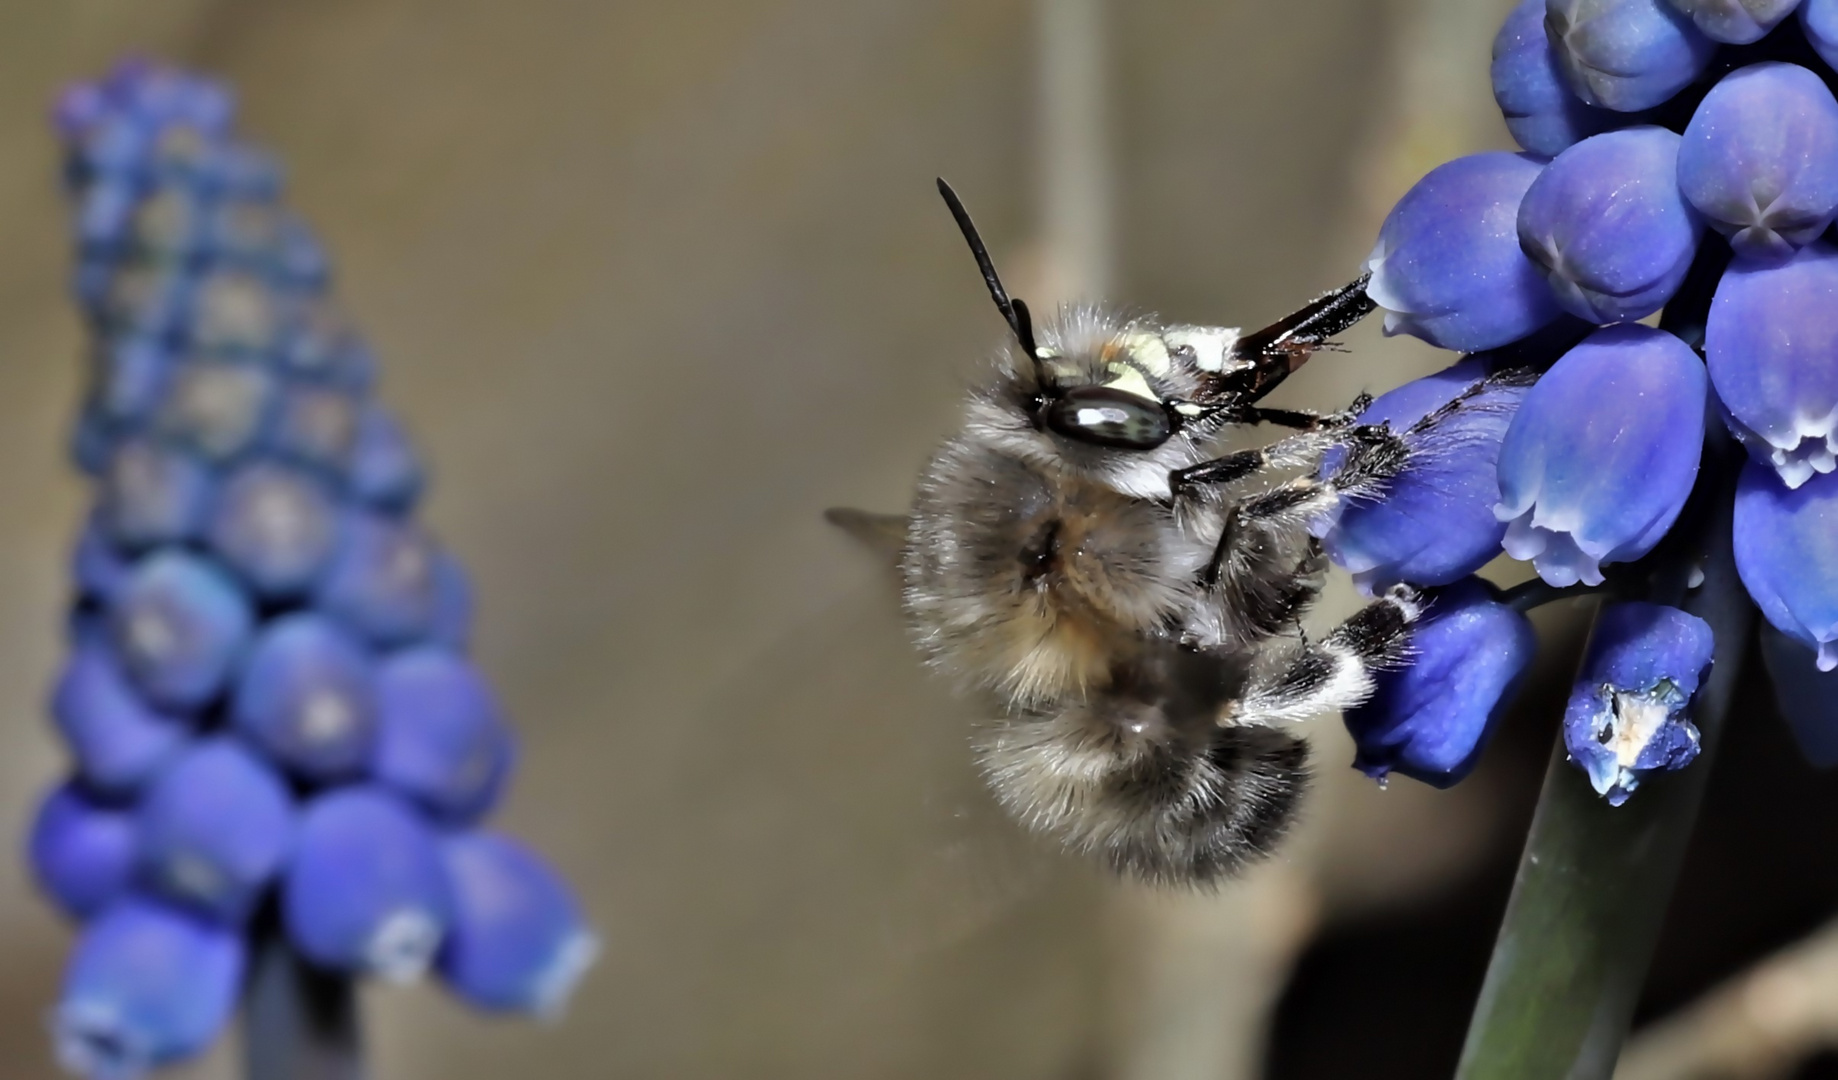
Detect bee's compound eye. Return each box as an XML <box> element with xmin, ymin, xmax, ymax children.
<box><xmin>1044</xmin><ymin>387</ymin><xmax>1174</xmax><ymax>450</ymax></box>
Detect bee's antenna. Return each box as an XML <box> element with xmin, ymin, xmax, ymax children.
<box><xmin>937</xmin><ymin>177</ymin><xmax>1041</xmax><ymax>363</ymax></box>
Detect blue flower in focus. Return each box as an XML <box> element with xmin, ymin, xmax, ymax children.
<box><xmin>1495</xmin><ymin>325</ymin><xmax>1705</xmax><ymax>587</ymax></box>
<box><xmin>1735</xmin><ymin>460</ymin><xmax>1838</xmax><ymax>668</ymax></box>
<box><xmin>1315</xmin><ymin>356</ymin><xmax>1529</xmax><ymax>590</ymax></box>
<box><xmin>1804</xmin><ymin>0</ymin><xmax>1838</xmax><ymax>68</ymax></box>
<box><xmin>1517</xmin><ymin>126</ymin><xmax>1701</xmax><ymax>323</ymax></box>
<box><xmin>1366</xmin><ymin>152</ymin><xmax>1563</xmax><ymax>351</ymax></box>
<box><xmin>1707</xmin><ymin>241</ymin><xmax>1838</xmax><ymax>487</ymax></box>
<box><xmin>1494</xmin><ymin>0</ymin><xmax>1615</xmax><ymax>156</ymax></box>
<box><xmin>1665</xmin><ymin>0</ymin><xmax>1803</xmax><ymax>42</ymax></box>
<box><xmin>1344</xmin><ymin>578</ymin><xmax>1538</xmax><ymax>787</ymax></box>
<box><xmin>1546</xmin><ymin>0</ymin><xmax>1718</xmax><ymax>111</ymax></box>
<box><xmin>34</xmin><ymin>60</ymin><xmax>593</xmax><ymax>1073</ymax></box>
<box><xmin>1563</xmin><ymin>601</ymin><xmax>1713</xmax><ymax>804</ymax></box>
<box><xmin>1679</xmin><ymin>63</ymin><xmax>1838</xmax><ymax>263</ymax></box>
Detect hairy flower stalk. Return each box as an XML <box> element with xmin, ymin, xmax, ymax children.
<box><xmin>36</xmin><ymin>62</ymin><xmax>594</xmax><ymax>1080</ymax></box>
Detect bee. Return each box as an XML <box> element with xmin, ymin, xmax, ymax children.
<box><xmin>846</xmin><ymin>180</ymin><xmax>1431</xmax><ymax>886</ymax></box>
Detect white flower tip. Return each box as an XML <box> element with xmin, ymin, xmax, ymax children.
<box><xmin>531</xmin><ymin>930</ymin><xmax>602</xmax><ymax>1023</ymax></box>
<box><xmin>1818</xmin><ymin>640</ymin><xmax>1838</xmax><ymax>673</ymax></box>
<box><xmin>364</xmin><ymin>908</ymin><xmax>442</xmax><ymax>985</ymax></box>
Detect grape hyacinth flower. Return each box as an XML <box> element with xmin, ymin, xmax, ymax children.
<box><xmin>1735</xmin><ymin>459</ymin><xmax>1838</xmax><ymax>666</ymax></box>
<box><xmin>32</xmin><ymin>60</ymin><xmax>593</xmax><ymax>1077</ymax></box>
<box><xmin>1494</xmin><ymin>0</ymin><xmax>1615</xmax><ymax>157</ymax></box>
<box><xmin>1546</xmin><ymin>0</ymin><xmax>1719</xmax><ymax>111</ymax></box>
<box><xmin>1562</xmin><ymin>602</ymin><xmax>1714</xmax><ymax>805</ymax></box>
<box><xmin>1666</xmin><ymin>0</ymin><xmax>1803</xmax><ymax>43</ymax></box>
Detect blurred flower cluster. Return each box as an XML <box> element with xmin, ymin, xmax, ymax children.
<box><xmin>1329</xmin><ymin>0</ymin><xmax>1838</xmax><ymax>799</ymax></box>
<box><xmin>32</xmin><ymin>60</ymin><xmax>595</xmax><ymax>1079</ymax></box>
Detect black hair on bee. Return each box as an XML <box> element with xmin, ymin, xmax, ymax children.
<box><xmin>848</xmin><ymin>180</ymin><xmax>1449</xmax><ymax>885</ymax></box>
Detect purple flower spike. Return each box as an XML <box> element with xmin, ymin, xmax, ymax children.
<box><xmin>1546</xmin><ymin>0</ymin><xmax>1718</xmax><ymax>111</ymax></box>
<box><xmin>137</xmin><ymin>739</ymin><xmax>296</xmax><ymax>924</ymax></box>
<box><xmin>1758</xmin><ymin>621</ymin><xmax>1838</xmax><ymax>767</ymax></box>
<box><xmin>1562</xmin><ymin>602</ymin><xmax>1713</xmax><ymax>804</ymax></box>
<box><xmin>1804</xmin><ymin>0</ymin><xmax>1838</xmax><ymax>68</ymax></box>
<box><xmin>440</xmin><ymin>832</ymin><xmax>599</xmax><ymax>1016</ymax></box>
<box><xmin>1679</xmin><ymin>63</ymin><xmax>1838</xmax><ymax>263</ymax></box>
<box><xmin>1517</xmin><ymin>126</ymin><xmax>1702</xmax><ymax>323</ymax></box>
<box><xmin>56</xmin><ymin>899</ymin><xmax>244</xmax><ymax>1079</ymax></box>
<box><xmin>283</xmin><ymin>787</ymin><xmax>454</xmax><ymax>982</ymax></box>
<box><xmin>1494</xmin><ymin>0</ymin><xmax>1616</xmax><ymax>156</ymax></box>
<box><xmin>98</xmin><ymin>437</ymin><xmax>215</xmax><ymax>551</ymax></box>
<box><xmin>207</xmin><ymin>460</ymin><xmax>342</xmax><ymax>598</ymax></box>
<box><xmin>374</xmin><ymin>648</ymin><xmax>514</xmax><ymax>823</ymax></box>
<box><xmin>1664</xmin><ymin>0</ymin><xmax>1802</xmax><ymax>42</ymax></box>
<box><xmin>110</xmin><ymin>550</ymin><xmax>254</xmax><ymax>712</ymax></box>
<box><xmin>52</xmin><ymin>641</ymin><xmax>190</xmax><ymax>798</ymax></box>
<box><xmin>30</xmin><ymin>782</ymin><xmax>138</xmax><ymax>920</ymax></box>
<box><xmin>1495</xmin><ymin>325</ymin><xmax>1706</xmax><ymax>587</ymax></box>
<box><xmin>1316</xmin><ymin>357</ymin><xmax>1529</xmax><ymax>590</ymax></box>
<box><xmin>1735</xmin><ymin>460</ymin><xmax>1838</xmax><ymax>668</ymax></box>
<box><xmin>1707</xmin><ymin>242</ymin><xmax>1838</xmax><ymax>487</ymax></box>
<box><xmin>232</xmin><ymin>614</ymin><xmax>379</xmax><ymax>783</ymax></box>
<box><xmin>1344</xmin><ymin>579</ymin><xmax>1538</xmax><ymax>788</ymax></box>
<box><xmin>1367</xmin><ymin>152</ymin><xmax>1563</xmax><ymax>352</ymax></box>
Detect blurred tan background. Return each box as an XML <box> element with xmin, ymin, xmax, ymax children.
<box><xmin>0</xmin><ymin>2</ymin><xmax>1565</xmax><ymax>1078</ymax></box>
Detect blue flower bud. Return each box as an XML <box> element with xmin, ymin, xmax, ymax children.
<box><xmin>1803</xmin><ymin>0</ymin><xmax>1838</xmax><ymax>69</ymax></box>
<box><xmin>1664</xmin><ymin>0</ymin><xmax>1802</xmax><ymax>42</ymax></box>
<box><xmin>109</xmin><ymin>551</ymin><xmax>253</xmax><ymax>712</ymax></box>
<box><xmin>1758</xmin><ymin>621</ymin><xmax>1838</xmax><ymax>767</ymax></box>
<box><xmin>100</xmin><ymin>263</ymin><xmax>192</xmax><ymax>340</ymax></box>
<box><xmin>431</xmin><ymin>552</ymin><xmax>474</xmax><ymax>651</ymax></box>
<box><xmin>1316</xmin><ymin>357</ymin><xmax>1529</xmax><ymax>589</ymax></box>
<box><xmin>1495</xmin><ymin>325</ymin><xmax>1706</xmax><ymax>586</ymax></box>
<box><xmin>74</xmin><ymin>179</ymin><xmax>137</xmax><ymax>254</ymax></box>
<box><xmin>1706</xmin><ymin>241</ymin><xmax>1838</xmax><ymax>487</ymax></box>
<box><xmin>203</xmin><ymin>198</ymin><xmax>283</xmax><ymax>266</ymax></box>
<box><xmin>73</xmin><ymin>515</ymin><xmax>131</xmax><ymax>604</ymax></box>
<box><xmin>97</xmin><ymin>438</ymin><xmax>214</xmax><ymax>551</ymax></box>
<box><xmin>1494</xmin><ymin>0</ymin><xmax>1615</xmax><ymax>156</ymax></box>
<box><xmin>1734</xmin><ymin>459</ymin><xmax>1838</xmax><ymax>667</ymax></box>
<box><xmin>1562</xmin><ymin>601</ymin><xmax>1713</xmax><ymax>804</ymax></box>
<box><xmin>271</xmin><ymin>383</ymin><xmax>360</xmax><ymax>471</ymax></box>
<box><xmin>1344</xmin><ymin>578</ymin><xmax>1537</xmax><ymax>787</ymax></box>
<box><xmin>89</xmin><ymin>337</ymin><xmax>171</xmax><ymax>425</ymax></box>
<box><xmin>1547</xmin><ymin>0</ymin><xmax>1718</xmax><ymax>111</ymax></box>
<box><xmin>52</xmin><ymin>642</ymin><xmax>190</xmax><ymax>797</ymax></box>
<box><xmin>316</xmin><ymin>513</ymin><xmax>444</xmax><ymax>647</ymax></box>
<box><xmin>56</xmin><ymin>898</ymin><xmax>243</xmax><ymax>1078</ymax></box>
<box><xmin>136</xmin><ymin>739</ymin><xmax>295</xmax><ymax>924</ymax></box>
<box><xmin>232</xmin><ymin>614</ymin><xmax>378</xmax><ymax>783</ymax></box>
<box><xmin>152</xmin><ymin>357</ymin><xmax>277</xmax><ymax>463</ymax></box>
<box><xmin>1516</xmin><ymin>126</ymin><xmax>1702</xmax><ymax>323</ymax></box>
<box><xmin>1367</xmin><ymin>152</ymin><xmax>1563</xmax><ymax>352</ymax></box>
<box><xmin>440</xmin><ymin>832</ymin><xmax>598</xmax><ymax>1016</ymax></box>
<box><xmin>1679</xmin><ymin>63</ymin><xmax>1838</xmax><ymax>263</ymax></box>
<box><xmin>349</xmin><ymin>405</ymin><xmax>424</xmax><ymax>510</ymax></box>
<box><xmin>186</xmin><ymin>268</ymin><xmax>282</xmax><ymax>357</ymax></box>
<box><xmin>30</xmin><ymin>782</ymin><xmax>137</xmax><ymax>920</ymax></box>
<box><xmin>283</xmin><ymin>787</ymin><xmax>453</xmax><ymax>981</ymax></box>
<box><xmin>206</xmin><ymin>461</ymin><xmax>342</xmax><ymax>598</ymax></box>
<box><xmin>69</xmin><ymin>406</ymin><xmax>114</xmax><ymax>478</ymax></box>
<box><xmin>130</xmin><ymin>185</ymin><xmax>210</xmax><ymax>264</ymax></box>
<box><xmin>374</xmin><ymin>647</ymin><xmax>513</xmax><ymax>823</ymax></box>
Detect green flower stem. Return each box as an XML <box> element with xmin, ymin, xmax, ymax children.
<box><xmin>244</xmin><ymin>923</ymin><xmax>364</xmax><ymax>1080</ymax></box>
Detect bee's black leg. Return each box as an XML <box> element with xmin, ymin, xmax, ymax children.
<box><xmin>1232</xmin><ymin>584</ymin><xmax>1422</xmax><ymax>725</ymax></box>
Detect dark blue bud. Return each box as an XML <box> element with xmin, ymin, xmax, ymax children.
<box><xmin>1316</xmin><ymin>357</ymin><xmax>1529</xmax><ymax>589</ymax></box>
<box><xmin>440</xmin><ymin>832</ymin><xmax>597</xmax><ymax>1015</ymax></box>
<box><xmin>136</xmin><ymin>739</ymin><xmax>295</xmax><ymax>924</ymax></box>
<box><xmin>272</xmin><ymin>216</ymin><xmax>332</xmax><ymax>294</ymax></box>
<box><xmin>232</xmin><ymin>614</ymin><xmax>378</xmax><ymax>784</ymax></box>
<box><xmin>1367</xmin><ymin>152</ymin><xmax>1563</xmax><ymax>352</ymax></box>
<box><xmin>1707</xmin><ymin>241</ymin><xmax>1838</xmax><ymax>487</ymax></box>
<box><xmin>73</xmin><ymin>115</ymin><xmax>154</xmax><ymax>181</ymax></box>
<box><xmin>1734</xmin><ymin>459</ymin><xmax>1838</xmax><ymax>667</ymax></box>
<box><xmin>279</xmin><ymin>303</ymin><xmax>366</xmax><ymax>386</ymax></box>
<box><xmin>374</xmin><ymin>647</ymin><xmax>513</xmax><ymax>823</ymax></box>
<box><xmin>153</xmin><ymin>357</ymin><xmax>278</xmax><ymax>463</ymax></box>
<box><xmin>74</xmin><ymin>179</ymin><xmax>138</xmax><ymax>253</ymax></box>
<box><xmin>1562</xmin><ymin>601</ymin><xmax>1713</xmax><ymax>804</ymax></box>
<box><xmin>1344</xmin><ymin>578</ymin><xmax>1537</xmax><ymax>787</ymax></box>
<box><xmin>109</xmin><ymin>551</ymin><xmax>253</xmax><ymax>712</ymax></box>
<box><xmin>316</xmin><ymin>513</ymin><xmax>445</xmax><ymax>647</ymax></box>
<box><xmin>1679</xmin><ymin>63</ymin><xmax>1838</xmax><ymax>263</ymax></box>
<box><xmin>1664</xmin><ymin>0</ymin><xmax>1802</xmax><ymax>42</ymax></box>
<box><xmin>203</xmin><ymin>198</ymin><xmax>283</xmax><ymax>266</ymax></box>
<box><xmin>271</xmin><ymin>383</ymin><xmax>360</xmax><ymax>471</ymax></box>
<box><xmin>283</xmin><ymin>787</ymin><xmax>453</xmax><ymax>981</ymax></box>
<box><xmin>1494</xmin><ymin>0</ymin><xmax>1615</xmax><ymax>156</ymax></box>
<box><xmin>1547</xmin><ymin>0</ymin><xmax>1718</xmax><ymax>111</ymax></box>
<box><xmin>98</xmin><ymin>437</ymin><xmax>214</xmax><ymax>550</ymax></box>
<box><xmin>89</xmin><ymin>337</ymin><xmax>171</xmax><ymax>425</ymax></box>
<box><xmin>1758</xmin><ymin>621</ymin><xmax>1838</xmax><ymax>767</ymax></box>
<box><xmin>29</xmin><ymin>781</ymin><xmax>137</xmax><ymax>920</ymax></box>
<box><xmin>206</xmin><ymin>461</ymin><xmax>342</xmax><ymax>598</ymax></box>
<box><xmin>1496</xmin><ymin>325</ymin><xmax>1706</xmax><ymax>586</ymax></box>
<box><xmin>1516</xmin><ymin>126</ymin><xmax>1702</xmax><ymax>323</ymax></box>
<box><xmin>73</xmin><ymin>514</ymin><xmax>131</xmax><ymax>604</ymax></box>
<box><xmin>52</xmin><ymin>641</ymin><xmax>190</xmax><ymax>797</ymax></box>
<box><xmin>349</xmin><ymin>405</ymin><xmax>424</xmax><ymax>509</ymax></box>
<box><xmin>56</xmin><ymin>898</ymin><xmax>243</xmax><ymax>1078</ymax></box>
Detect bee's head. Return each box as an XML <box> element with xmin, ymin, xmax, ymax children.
<box><xmin>1027</xmin><ymin>333</ymin><xmax>1184</xmax><ymax>451</ymax></box>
